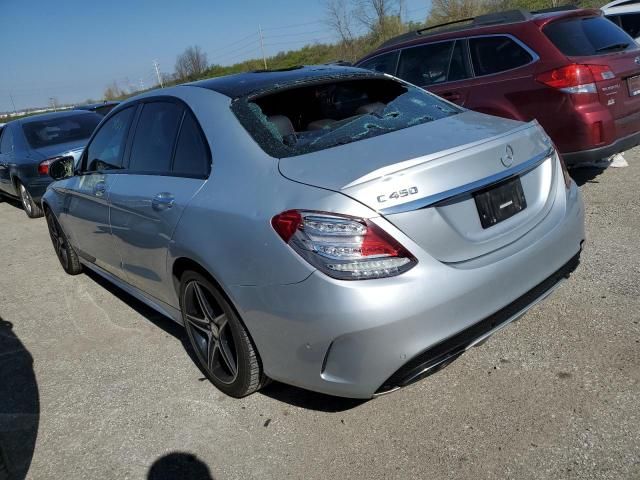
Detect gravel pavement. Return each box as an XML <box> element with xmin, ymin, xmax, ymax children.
<box><xmin>0</xmin><ymin>150</ymin><xmax>639</xmax><ymax>480</ymax></box>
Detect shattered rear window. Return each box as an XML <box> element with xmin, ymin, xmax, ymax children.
<box><xmin>231</xmin><ymin>77</ymin><xmax>461</xmax><ymax>158</ymax></box>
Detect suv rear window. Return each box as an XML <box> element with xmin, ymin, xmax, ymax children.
<box><xmin>232</xmin><ymin>77</ymin><xmax>461</xmax><ymax>158</ymax></box>
<box><xmin>22</xmin><ymin>113</ymin><xmax>101</xmax><ymax>149</ymax></box>
<box><xmin>544</xmin><ymin>16</ymin><xmax>636</xmax><ymax>56</ymax></box>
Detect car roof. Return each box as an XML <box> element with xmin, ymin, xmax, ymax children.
<box><xmin>186</xmin><ymin>65</ymin><xmax>382</xmax><ymax>98</ymax></box>
<box><xmin>75</xmin><ymin>101</ymin><xmax>119</xmax><ymax>110</ymax></box>
<box><xmin>366</xmin><ymin>7</ymin><xmax>599</xmax><ymax>55</ymax></box>
<box><xmin>602</xmin><ymin>0</ymin><xmax>640</xmax><ymax>13</ymax></box>
<box><xmin>16</xmin><ymin>109</ymin><xmax>98</xmax><ymax>125</ymax></box>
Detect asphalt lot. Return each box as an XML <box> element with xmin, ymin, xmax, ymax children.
<box><xmin>1</xmin><ymin>152</ymin><xmax>639</xmax><ymax>480</ymax></box>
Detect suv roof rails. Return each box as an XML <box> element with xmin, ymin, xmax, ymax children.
<box><xmin>531</xmin><ymin>5</ymin><xmax>578</xmax><ymax>14</ymax></box>
<box><xmin>378</xmin><ymin>6</ymin><xmax>577</xmax><ymax>50</ymax></box>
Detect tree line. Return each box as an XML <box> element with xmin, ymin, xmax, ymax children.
<box><xmin>103</xmin><ymin>0</ymin><xmax>602</xmax><ymax>100</ymax></box>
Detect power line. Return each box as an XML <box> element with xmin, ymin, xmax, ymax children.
<box><xmin>262</xmin><ymin>19</ymin><xmax>325</xmax><ymax>31</ymax></box>
<box><xmin>264</xmin><ymin>28</ymin><xmax>334</xmax><ymax>39</ymax></box>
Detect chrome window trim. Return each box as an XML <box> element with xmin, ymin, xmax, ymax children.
<box><xmin>379</xmin><ymin>147</ymin><xmax>554</xmax><ymax>216</ymax></box>
<box><xmin>357</xmin><ymin>33</ymin><xmax>540</xmax><ymax>83</ymax></box>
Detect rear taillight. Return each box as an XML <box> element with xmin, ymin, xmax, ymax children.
<box><xmin>558</xmin><ymin>153</ymin><xmax>572</xmax><ymax>190</ymax></box>
<box><xmin>536</xmin><ymin>64</ymin><xmax>614</xmax><ymax>94</ymax></box>
<box><xmin>272</xmin><ymin>210</ymin><xmax>417</xmax><ymax>280</ymax></box>
<box><xmin>38</xmin><ymin>156</ymin><xmax>61</xmax><ymax>176</ymax></box>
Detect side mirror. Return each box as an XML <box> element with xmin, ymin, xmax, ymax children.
<box><xmin>49</xmin><ymin>156</ymin><xmax>75</xmax><ymax>181</ymax></box>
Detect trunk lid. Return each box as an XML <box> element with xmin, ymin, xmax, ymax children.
<box><xmin>279</xmin><ymin>110</ymin><xmax>558</xmax><ymax>263</ymax></box>
<box><xmin>34</xmin><ymin>140</ymin><xmax>86</xmax><ymax>161</ymax></box>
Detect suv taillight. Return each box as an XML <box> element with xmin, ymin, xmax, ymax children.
<box><xmin>536</xmin><ymin>64</ymin><xmax>614</xmax><ymax>94</ymax></box>
<box><xmin>272</xmin><ymin>210</ymin><xmax>417</xmax><ymax>280</ymax></box>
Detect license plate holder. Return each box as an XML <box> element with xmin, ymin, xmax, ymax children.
<box><xmin>474</xmin><ymin>177</ymin><xmax>527</xmax><ymax>229</ymax></box>
<box><xmin>627</xmin><ymin>75</ymin><xmax>640</xmax><ymax>97</ymax></box>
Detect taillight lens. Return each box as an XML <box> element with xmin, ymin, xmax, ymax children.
<box><xmin>272</xmin><ymin>210</ymin><xmax>417</xmax><ymax>280</ymax></box>
<box><xmin>536</xmin><ymin>64</ymin><xmax>614</xmax><ymax>94</ymax></box>
<box><xmin>38</xmin><ymin>156</ymin><xmax>62</xmax><ymax>176</ymax></box>
<box><xmin>558</xmin><ymin>153</ymin><xmax>572</xmax><ymax>190</ymax></box>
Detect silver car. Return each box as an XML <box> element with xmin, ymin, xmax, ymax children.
<box><xmin>42</xmin><ymin>66</ymin><xmax>585</xmax><ymax>399</ymax></box>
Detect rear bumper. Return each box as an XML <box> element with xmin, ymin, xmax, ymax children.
<box><xmin>375</xmin><ymin>251</ymin><xmax>580</xmax><ymax>394</ymax></box>
<box><xmin>229</xmin><ymin>181</ymin><xmax>585</xmax><ymax>399</ymax></box>
<box><xmin>25</xmin><ymin>178</ymin><xmax>52</xmax><ymax>202</ymax></box>
<box><xmin>562</xmin><ymin>129</ymin><xmax>640</xmax><ymax>165</ymax></box>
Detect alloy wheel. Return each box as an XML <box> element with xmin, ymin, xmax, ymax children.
<box><xmin>183</xmin><ymin>280</ymin><xmax>239</xmax><ymax>385</ymax></box>
<box><xmin>19</xmin><ymin>184</ymin><xmax>32</xmax><ymax>215</ymax></box>
<box><xmin>45</xmin><ymin>212</ymin><xmax>69</xmax><ymax>269</ymax></box>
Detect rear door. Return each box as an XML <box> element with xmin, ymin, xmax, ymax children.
<box><xmin>396</xmin><ymin>40</ymin><xmax>475</xmax><ymax>106</ymax></box>
<box><xmin>463</xmin><ymin>34</ymin><xmax>539</xmax><ymax>120</ymax></box>
<box><xmin>108</xmin><ymin>99</ymin><xmax>210</xmax><ymax>303</ymax></box>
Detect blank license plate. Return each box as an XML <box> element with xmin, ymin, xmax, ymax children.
<box><xmin>474</xmin><ymin>177</ymin><xmax>527</xmax><ymax>229</ymax></box>
<box><xmin>628</xmin><ymin>75</ymin><xmax>640</xmax><ymax>97</ymax></box>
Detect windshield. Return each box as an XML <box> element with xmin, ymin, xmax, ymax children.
<box><xmin>544</xmin><ymin>16</ymin><xmax>637</xmax><ymax>56</ymax></box>
<box><xmin>232</xmin><ymin>77</ymin><xmax>461</xmax><ymax>158</ymax></box>
<box><xmin>22</xmin><ymin>113</ymin><xmax>101</xmax><ymax>149</ymax></box>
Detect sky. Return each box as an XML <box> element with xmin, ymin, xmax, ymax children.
<box><xmin>0</xmin><ymin>0</ymin><xmax>431</xmax><ymax>113</ymax></box>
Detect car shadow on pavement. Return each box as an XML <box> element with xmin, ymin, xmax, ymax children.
<box><xmin>0</xmin><ymin>195</ymin><xmax>25</xmax><ymax>213</ymax></box>
<box><xmin>0</xmin><ymin>316</ymin><xmax>39</xmax><ymax>480</ymax></box>
<box><xmin>259</xmin><ymin>382</ymin><xmax>367</xmax><ymax>412</ymax></box>
<box><xmin>570</xmin><ymin>166</ymin><xmax>607</xmax><ymax>186</ymax></box>
<box><xmin>82</xmin><ymin>269</ymin><xmax>191</xmax><ymax>348</ymax></box>
<box><xmin>147</xmin><ymin>452</ymin><xmax>214</xmax><ymax>480</ymax></box>
<box><xmin>82</xmin><ymin>270</ymin><xmax>369</xmax><ymax>412</ymax></box>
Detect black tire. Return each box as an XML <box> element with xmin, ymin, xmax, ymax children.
<box><xmin>45</xmin><ymin>209</ymin><xmax>82</xmax><ymax>275</ymax></box>
<box><xmin>179</xmin><ymin>271</ymin><xmax>265</xmax><ymax>398</ymax></box>
<box><xmin>17</xmin><ymin>181</ymin><xmax>43</xmax><ymax>218</ymax></box>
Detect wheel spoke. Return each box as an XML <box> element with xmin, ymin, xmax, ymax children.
<box><xmin>207</xmin><ymin>337</ymin><xmax>218</xmax><ymax>372</ymax></box>
<box><xmin>212</xmin><ymin>313</ymin><xmax>227</xmax><ymax>328</ymax></box>
<box><xmin>193</xmin><ymin>282</ymin><xmax>216</xmax><ymax>322</ymax></box>
<box><xmin>185</xmin><ymin>313</ymin><xmax>210</xmax><ymax>334</ymax></box>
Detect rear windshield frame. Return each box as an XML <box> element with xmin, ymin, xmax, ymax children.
<box><xmin>543</xmin><ymin>14</ymin><xmax>639</xmax><ymax>57</ymax></box>
<box><xmin>230</xmin><ymin>74</ymin><xmax>462</xmax><ymax>158</ymax></box>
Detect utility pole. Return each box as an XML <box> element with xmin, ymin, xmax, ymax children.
<box><xmin>258</xmin><ymin>24</ymin><xmax>267</xmax><ymax>70</ymax></box>
<box><xmin>153</xmin><ymin>60</ymin><xmax>164</xmax><ymax>88</ymax></box>
<box><xmin>9</xmin><ymin>93</ymin><xmax>17</xmax><ymax>114</ymax></box>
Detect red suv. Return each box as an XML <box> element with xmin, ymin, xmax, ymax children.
<box><xmin>356</xmin><ymin>8</ymin><xmax>640</xmax><ymax>165</ymax></box>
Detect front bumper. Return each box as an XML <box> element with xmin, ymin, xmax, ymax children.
<box><xmin>229</xmin><ymin>182</ymin><xmax>585</xmax><ymax>399</ymax></box>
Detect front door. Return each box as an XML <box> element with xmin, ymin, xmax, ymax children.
<box><xmin>0</xmin><ymin>124</ymin><xmax>16</xmax><ymax>195</ymax></box>
<box><xmin>61</xmin><ymin>106</ymin><xmax>136</xmax><ymax>276</ymax></box>
<box><xmin>108</xmin><ymin>101</ymin><xmax>210</xmax><ymax>304</ymax></box>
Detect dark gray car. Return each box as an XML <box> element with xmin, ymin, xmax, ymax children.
<box><xmin>0</xmin><ymin>110</ymin><xmax>102</xmax><ymax>217</ymax></box>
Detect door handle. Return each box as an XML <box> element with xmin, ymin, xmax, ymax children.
<box><xmin>151</xmin><ymin>192</ymin><xmax>175</xmax><ymax>211</ymax></box>
<box><xmin>441</xmin><ymin>91</ymin><xmax>462</xmax><ymax>102</ymax></box>
<box><xmin>93</xmin><ymin>181</ymin><xmax>106</xmax><ymax>197</ymax></box>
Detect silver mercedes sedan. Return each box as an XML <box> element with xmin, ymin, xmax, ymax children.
<box><xmin>42</xmin><ymin>66</ymin><xmax>585</xmax><ymax>399</ymax></box>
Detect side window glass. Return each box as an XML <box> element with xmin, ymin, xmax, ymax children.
<box><xmin>0</xmin><ymin>126</ymin><xmax>14</xmax><ymax>154</ymax></box>
<box><xmin>172</xmin><ymin>112</ymin><xmax>210</xmax><ymax>177</ymax></box>
<box><xmin>397</xmin><ymin>41</ymin><xmax>455</xmax><ymax>86</ymax></box>
<box><xmin>129</xmin><ymin>102</ymin><xmax>182</xmax><ymax>174</ymax></box>
<box><xmin>447</xmin><ymin>40</ymin><xmax>472</xmax><ymax>82</ymax></box>
<box><xmin>85</xmin><ymin>107</ymin><xmax>135</xmax><ymax>172</ymax></box>
<box><xmin>469</xmin><ymin>36</ymin><xmax>533</xmax><ymax>77</ymax></box>
<box><xmin>358</xmin><ymin>51</ymin><xmax>399</xmax><ymax>75</ymax></box>
<box><xmin>620</xmin><ymin>14</ymin><xmax>640</xmax><ymax>39</ymax></box>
